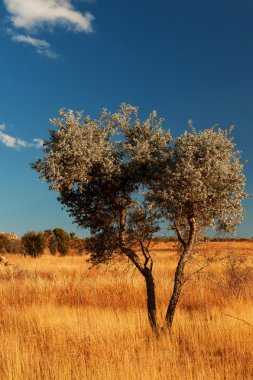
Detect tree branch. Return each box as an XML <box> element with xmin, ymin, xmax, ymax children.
<box><xmin>175</xmin><ymin>227</ymin><xmax>187</xmax><ymax>249</ymax></box>
<box><xmin>224</xmin><ymin>314</ymin><xmax>253</xmax><ymax>327</ymax></box>
<box><xmin>182</xmin><ymin>262</ymin><xmax>209</xmax><ymax>285</ymax></box>
<box><xmin>187</xmin><ymin>216</ymin><xmax>196</xmax><ymax>248</ymax></box>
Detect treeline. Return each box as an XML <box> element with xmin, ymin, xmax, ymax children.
<box><xmin>157</xmin><ymin>236</ymin><xmax>253</xmax><ymax>243</ymax></box>
<box><xmin>205</xmin><ymin>237</ymin><xmax>253</xmax><ymax>242</ymax></box>
<box><xmin>0</xmin><ymin>228</ymin><xmax>85</xmax><ymax>257</ymax></box>
<box><xmin>1</xmin><ymin>232</ymin><xmax>251</xmax><ymax>256</ymax></box>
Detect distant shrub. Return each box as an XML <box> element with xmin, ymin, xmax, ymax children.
<box><xmin>0</xmin><ymin>234</ymin><xmax>8</xmax><ymax>253</ymax></box>
<box><xmin>48</xmin><ymin>237</ymin><xmax>58</xmax><ymax>255</ymax></box>
<box><xmin>0</xmin><ymin>234</ymin><xmax>24</xmax><ymax>254</ymax></box>
<box><xmin>224</xmin><ymin>253</ymin><xmax>252</xmax><ymax>298</ymax></box>
<box><xmin>53</xmin><ymin>228</ymin><xmax>70</xmax><ymax>256</ymax></box>
<box><xmin>41</xmin><ymin>228</ymin><xmax>70</xmax><ymax>255</ymax></box>
<box><xmin>57</xmin><ymin>240</ymin><xmax>69</xmax><ymax>255</ymax></box>
<box><xmin>22</xmin><ymin>231</ymin><xmax>46</xmax><ymax>257</ymax></box>
<box><xmin>53</xmin><ymin>228</ymin><xmax>69</xmax><ymax>240</ymax></box>
<box><xmin>71</xmin><ymin>237</ymin><xmax>85</xmax><ymax>255</ymax></box>
<box><xmin>42</xmin><ymin>229</ymin><xmax>57</xmax><ymax>255</ymax></box>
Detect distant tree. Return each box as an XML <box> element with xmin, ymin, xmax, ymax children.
<box><xmin>71</xmin><ymin>236</ymin><xmax>85</xmax><ymax>255</ymax></box>
<box><xmin>43</xmin><ymin>229</ymin><xmax>54</xmax><ymax>241</ymax></box>
<box><xmin>42</xmin><ymin>228</ymin><xmax>70</xmax><ymax>255</ymax></box>
<box><xmin>32</xmin><ymin>105</ymin><xmax>245</xmax><ymax>332</ymax></box>
<box><xmin>0</xmin><ymin>234</ymin><xmax>8</xmax><ymax>253</ymax></box>
<box><xmin>22</xmin><ymin>231</ymin><xmax>45</xmax><ymax>257</ymax></box>
<box><xmin>53</xmin><ymin>228</ymin><xmax>69</xmax><ymax>240</ymax></box>
<box><xmin>147</xmin><ymin>126</ymin><xmax>246</xmax><ymax>328</ymax></box>
<box><xmin>53</xmin><ymin>228</ymin><xmax>70</xmax><ymax>255</ymax></box>
<box><xmin>3</xmin><ymin>236</ymin><xmax>23</xmax><ymax>254</ymax></box>
<box><xmin>42</xmin><ymin>229</ymin><xmax>57</xmax><ymax>255</ymax></box>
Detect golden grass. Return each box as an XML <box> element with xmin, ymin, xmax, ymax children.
<box><xmin>0</xmin><ymin>241</ymin><xmax>253</xmax><ymax>379</ymax></box>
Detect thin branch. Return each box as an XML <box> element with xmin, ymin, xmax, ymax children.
<box><xmin>182</xmin><ymin>262</ymin><xmax>209</xmax><ymax>285</ymax></box>
<box><xmin>140</xmin><ymin>241</ymin><xmax>149</xmax><ymax>262</ymax></box>
<box><xmin>145</xmin><ymin>247</ymin><xmax>154</xmax><ymax>271</ymax></box>
<box><xmin>224</xmin><ymin>314</ymin><xmax>253</xmax><ymax>328</ymax></box>
<box><xmin>175</xmin><ymin>227</ymin><xmax>187</xmax><ymax>249</ymax></box>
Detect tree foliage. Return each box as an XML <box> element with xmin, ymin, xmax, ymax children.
<box><xmin>32</xmin><ymin>103</ymin><xmax>170</xmax><ymax>253</ymax></box>
<box><xmin>43</xmin><ymin>228</ymin><xmax>70</xmax><ymax>255</ymax></box>
<box><xmin>0</xmin><ymin>234</ymin><xmax>9</xmax><ymax>253</ymax></box>
<box><xmin>22</xmin><ymin>231</ymin><xmax>46</xmax><ymax>257</ymax></box>
<box><xmin>148</xmin><ymin>126</ymin><xmax>245</xmax><ymax>235</ymax></box>
<box><xmin>53</xmin><ymin>228</ymin><xmax>70</xmax><ymax>255</ymax></box>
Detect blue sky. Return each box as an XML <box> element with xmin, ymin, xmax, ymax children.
<box><xmin>0</xmin><ymin>0</ymin><xmax>253</xmax><ymax>237</ymax></box>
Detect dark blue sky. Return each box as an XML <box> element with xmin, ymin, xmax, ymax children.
<box><xmin>0</xmin><ymin>0</ymin><xmax>252</xmax><ymax>236</ymax></box>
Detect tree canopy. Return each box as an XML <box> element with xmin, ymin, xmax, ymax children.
<box><xmin>32</xmin><ymin>104</ymin><xmax>171</xmax><ymax>263</ymax></box>
<box><xmin>148</xmin><ymin>126</ymin><xmax>245</xmax><ymax>240</ymax></box>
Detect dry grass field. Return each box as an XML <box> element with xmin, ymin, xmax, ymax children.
<box><xmin>0</xmin><ymin>241</ymin><xmax>253</xmax><ymax>379</ymax></box>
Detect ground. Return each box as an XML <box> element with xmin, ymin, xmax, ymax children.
<box><xmin>0</xmin><ymin>241</ymin><xmax>253</xmax><ymax>379</ymax></box>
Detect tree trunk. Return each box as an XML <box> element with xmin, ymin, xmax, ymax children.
<box><xmin>165</xmin><ymin>250</ymin><xmax>188</xmax><ymax>328</ymax></box>
<box><xmin>165</xmin><ymin>216</ymin><xmax>196</xmax><ymax>329</ymax></box>
<box><xmin>118</xmin><ymin>207</ymin><xmax>158</xmax><ymax>332</ymax></box>
<box><xmin>119</xmin><ymin>207</ymin><xmax>127</xmax><ymax>247</ymax></box>
<box><xmin>143</xmin><ymin>268</ymin><xmax>157</xmax><ymax>331</ymax></box>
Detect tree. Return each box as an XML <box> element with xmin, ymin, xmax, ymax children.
<box><xmin>53</xmin><ymin>228</ymin><xmax>70</xmax><ymax>255</ymax></box>
<box><xmin>0</xmin><ymin>234</ymin><xmax>8</xmax><ymax>253</ymax></box>
<box><xmin>32</xmin><ymin>105</ymin><xmax>245</xmax><ymax>332</ymax></box>
<box><xmin>42</xmin><ymin>229</ymin><xmax>57</xmax><ymax>255</ymax></box>
<box><xmin>32</xmin><ymin>104</ymin><xmax>171</xmax><ymax>331</ymax></box>
<box><xmin>43</xmin><ymin>228</ymin><xmax>70</xmax><ymax>255</ymax></box>
<box><xmin>147</xmin><ymin>126</ymin><xmax>246</xmax><ymax>328</ymax></box>
<box><xmin>22</xmin><ymin>231</ymin><xmax>46</xmax><ymax>257</ymax></box>
<box><xmin>0</xmin><ymin>234</ymin><xmax>23</xmax><ymax>254</ymax></box>
<box><xmin>70</xmin><ymin>232</ymin><xmax>76</xmax><ymax>239</ymax></box>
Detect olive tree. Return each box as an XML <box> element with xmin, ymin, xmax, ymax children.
<box><xmin>32</xmin><ymin>106</ymin><xmax>246</xmax><ymax>332</ymax></box>
<box><xmin>147</xmin><ymin>125</ymin><xmax>246</xmax><ymax>328</ymax></box>
<box><xmin>32</xmin><ymin>104</ymin><xmax>171</xmax><ymax>331</ymax></box>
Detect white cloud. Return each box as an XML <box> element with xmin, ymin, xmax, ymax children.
<box><xmin>3</xmin><ymin>0</ymin><xmax>94</xmax><ymax>32</ymax></box>
<box><xmin>12</xmin><ymin>34</ymin><xmax>58</xmax><ymax>59</ymax></box>
<box><xmin>3</xmin><ymin>0</ymin><xmax>94</xmax><ymax>57</ymax></box>
<box><xmin>0</xmin><ymin>125</ymin><xmax>44</xmax><ymax>150</ymax></box>
<box><xmin>33</xmin><ymin>138</ymin><xmax>44</xmax><ymax>148</ymax></box>
<box><xmin>0</xmin><ymin>132</ymin><xmax>30</xmax><ymax>148</ymax></box>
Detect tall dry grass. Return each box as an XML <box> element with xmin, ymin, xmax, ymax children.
<box><xmin>0</xmin><ymin>241</ymin><xmax>253</xmax><ymax>379</ymax></box>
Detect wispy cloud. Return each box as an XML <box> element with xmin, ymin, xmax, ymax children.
<box><xmin>0</xmin><ymin>132</ymin><xmax>31</xmax><ymax>148</ymax></box>
<box><xmin>33</xmin><ymin>138</ymin><xmax>44</xmax><ymax>149</ymax></box>
<box><xmin>0</xmin><ymin>124</ymin><xmax>44</xmax><ymax>150</ymax></box>
<box><xmin>12</xmin><ymin>34</ymin><xmax>58</xmax><ymax>59</ymax></box>
<box><xmin>3</xmin><ymin>0</ymin><xmax>94</xmax><ymax>57</ymax></box>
